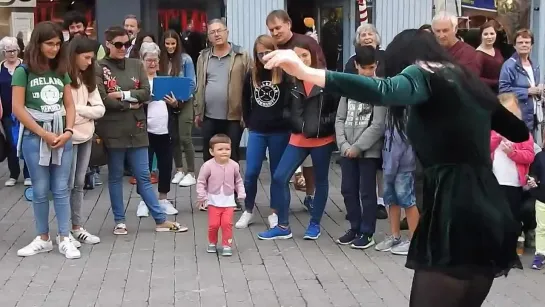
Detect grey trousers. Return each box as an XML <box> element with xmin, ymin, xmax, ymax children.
<box><xmin>68</xmin><ymin>140</ymin><xmax>92</xmax><ymax>226</ymax></box>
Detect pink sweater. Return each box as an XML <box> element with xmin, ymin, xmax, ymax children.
<box><xmin>71</xmin><ymin>81</ymin><xmax>105</xmax><ymax>144</ymax></box>
<box><xmin>490</xmin><ymin>131</ymin><xmax>535</xmax><ymax>185</ymax></box>
<box><xmin>196</xmin><ymin>159</ymin><xmax>246</xmax><ymax>202</ymax></box>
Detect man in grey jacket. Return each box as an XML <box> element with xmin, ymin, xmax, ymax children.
<box><xmin>334</xmin><ymin>46</ymin><xmax>387</xmax><ymax>248</ymax></box>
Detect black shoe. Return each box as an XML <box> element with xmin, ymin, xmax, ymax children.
<box><xmin>350</xmin><ymin>234</ymin><xmax>375</xmax><ymax>249</ymax></box>
<box><xmin>336</xmin><ymin>229</ymin><xmax>359</xmax><ymax>245</ymax></box>
<box><xmin>235</xmin><ymin>200</ymin><xmax>242</xmax><ymax>212</ymax></box>
<box><xmin>376</xmin><ymin>206</ymin><xmax>388</xmax><ymax>220</ymax></box>
<box><xmin>400</xmin><ymin>217</ymin><xmax>409</xmax><ymax>231</ymax></box>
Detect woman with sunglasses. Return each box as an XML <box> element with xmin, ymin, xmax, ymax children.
<box><xmin>235</xmin><ymin>35</ymin><xmax>291</xmax><ymax>229</ymax></box>
<box><xmin>0</xmin><ymin>36</ymin><xmax>31</xmax><ymax>187</ymax></box>
<box><xmin>96</xmin><ymin>26</ymin><xmax>187</xmax><ymax>235</ymax></box>
<box><xmin>159</xmin><ymin>29</ymin><xmax>197</xmax><ymax>188</ymax></box>
<box><xmin>12</xmin><ymin>22</ymin><xmax>78</xmax><ymax>259</ymax></box>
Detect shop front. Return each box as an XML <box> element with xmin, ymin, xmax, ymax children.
<box><xmin>0</xmin><ymin>0</ymin><xmax>35</xmax><ymax>42</ymax></box>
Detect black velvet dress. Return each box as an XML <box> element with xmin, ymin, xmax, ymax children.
<box><xmin>324</xmin><ymin>64</ymin><xmax>529</xmax><ymax>278</ymax></box>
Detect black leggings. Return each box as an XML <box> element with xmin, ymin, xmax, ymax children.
<box><xmin>148</xmin><ymin>133</ymin><xmax>173</xmax><ymax>194</ymax></box>
<box><xmin>409</xmin><ymin>270</ymin><xmax>494</xmax><ymax>307</ymax></box>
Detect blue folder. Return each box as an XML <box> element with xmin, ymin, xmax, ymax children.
<box><xmin>152</xmin><ymin>76</ymin><xmax>193</xmax><ymax>101</ymax></box>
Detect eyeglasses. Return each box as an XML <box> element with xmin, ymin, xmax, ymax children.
<box><xmin>110</xmin><ymin>41</ymin><xmax>132</xmax><ymax>49</ymax></box>
<box><xmin>4</xmin><ymin>50</ymin><xmax>17</xmax><ymax>54</ymax></box>
<box><xmin>208</xmin><ymin>29</ymin><xmax>227</xmax><ymax>36</ymax></box>
<box><xmin>145</xmin><ymin>59</ymin><xmax>158</xmax><ymax>64</ymax></box>
<box><xmin>257</xmin><ymin>51</ymin><xmax>271</xmax><ymax>59</ymax></box>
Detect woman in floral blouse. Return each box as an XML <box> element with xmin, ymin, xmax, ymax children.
<box><xmin>95</xmin><ymin>26</ymin><xmax>188</xmax><ymax>235</ymax></box>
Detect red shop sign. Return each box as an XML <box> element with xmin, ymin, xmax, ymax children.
<box><xmin>158</xmin><ymin>9</ymin><xmax>208</xmax><ymax>32</ymax></box>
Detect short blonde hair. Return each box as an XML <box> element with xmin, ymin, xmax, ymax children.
<box><xmin>139</xmin><ymin>42</ymin><xmax>160</xmax><ymax>60</ymax></box>
<box><xmin>0</xmin><ymin>36</ymin><xmax>19</xmax><ymax>52</ymax></box>
<box><xmin>498</xmin><ymin>93</ymin><xmax>522</xmax><ymax>119</ymax></box>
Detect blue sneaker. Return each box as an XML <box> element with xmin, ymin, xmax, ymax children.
<box><xmin>303</xmin><ymin>222</ymin><xmax>321</xmax><ymax>240</ymax></box>
<box><xmin>257</xmin><ymin>226</ymin><xmax>293</xmax><ymax>240</ymax></box>
<box><xmin>531</xmin><ymin>254</ymin><xmax>545</xmax><ymax>270</ymax></box>
<box><xmin>303</xmin><ymin>195</ymin><xmax>314</xmax><ymax>211</ymax></box>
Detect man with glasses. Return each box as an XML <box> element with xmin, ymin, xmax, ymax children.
<box><xmin>194</xmin><ymin>19</ymin><xmax>250</xmax><ymax>209</ymax></box>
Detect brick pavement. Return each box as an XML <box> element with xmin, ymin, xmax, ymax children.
<box><xmin>0</xmin><ymin>155</ymin><xmax>544</xmax><ymax>307</ymax></box>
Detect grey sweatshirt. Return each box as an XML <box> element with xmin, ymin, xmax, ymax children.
<box><xmin>335</xmin><ymin>97</ymin><xmax>386</xmax><ymax>158</ymax></box>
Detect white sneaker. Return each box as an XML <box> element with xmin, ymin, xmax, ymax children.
<box><xmin>268</xmin><ymin>213</ymin><xmax>278</xmax><ymax>229</ymax></box>
<box><xmin>171</xmin><ymin>171</ymin><xmax>185</xmax><ymax>184</ymax></box>
<box><xmin>5</xmin><ymin>178</ymin><xmax>16</xmax><ymax>187</ymax></box>
<box><xmin>55</xmin><ymin>233</ymin><xmax>81</xmax><ymax>248</ymax></box>
<box><xmin>179</xmin><ymin>173</ymin><xmax>197</xmax><ymax>187</ymax></box>
<box><xmin>235</xmin><ymin>211</ymin><xmax>253</xmax><ymax>229</ymax></box>
<box><xmin>24</xmin><ymin>178</ymin><xmax>32</xmax><ymax>186</ymax></box>
<box><xmin>71</xmin><ymin>228</ymin><xmax>100</xmax><ymax>244</ymax></box>
<box><xmin>58</xmin><ymin>237</ymin><xmax>81</xmax><ymax>259</ymax></box>
<box><xmin>159</xmin><ymin>199</ymin><xmax>178</xmax><ymax>215</ymax></box>
<box><xmin>136</xmin><ymin>201</ymin><xmax>149</xmax><ymax>217</ymax></box>
<box><xmin>17</xmin><ymin>236</ymin><xmax>53</xmax><ymax>257</ymax></box>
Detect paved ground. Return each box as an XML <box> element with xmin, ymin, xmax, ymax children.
<box><xmin>0</xmin><ymin>155</ymin><xmax>544</xmax><ymax>307</ymax></box>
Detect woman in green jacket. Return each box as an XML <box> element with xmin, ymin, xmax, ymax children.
<box><xmin>263</xmin><ymin>29</ymin><xmax>529</xmax><ymax>306</ymax></box>
<box><xmin>95</xmin><ymin>26</ymin><xmax>187</xmax><ymax>235</ymax></box>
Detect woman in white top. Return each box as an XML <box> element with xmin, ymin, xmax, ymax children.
<box><xmin>66</xmin><ymin>37</ymin><xmax>105</xmax><ymax>245</ymax></box>
<box><xmin>136</xmin><ymin>42</ymin><xmax>179</xmax><ymax>217</ymax></box>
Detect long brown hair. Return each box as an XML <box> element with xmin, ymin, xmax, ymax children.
<box><xmin>252</xmin><ymin>35</ymin><xmax>282</xmax><ymax>87</ymax></box>
<box><xmin>24</xmin><ymin>21</ymin><xmax>67</xmax><ymax>75</ymax></box>
<box><xmin>159</xmin><ymin>29</ymin><xmax>183</xmax><ymax>76</ymax></box>
<box><xmin>66</xmin><ymin>37</ymin><xmax>97</xmax><ymax>92</ymax></box>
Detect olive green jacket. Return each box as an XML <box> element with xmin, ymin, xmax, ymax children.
<box><xmin>95</xmin><ymin>57</ymin><xmax>151</xmax><ymax>148</ymax></box>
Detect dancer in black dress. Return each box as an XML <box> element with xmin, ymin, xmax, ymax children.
<box><xmin>263</xmin><ymin>29</ymin><xmax>529</xmax><ymax>306</ymax></box>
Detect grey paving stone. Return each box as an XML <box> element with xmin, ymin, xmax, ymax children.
<box><xmin>0</xmin><ymin>158</ymin><xmax>544</xmax><ymax>307</ymax></box>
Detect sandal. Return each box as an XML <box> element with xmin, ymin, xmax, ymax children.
<box><xmin>113</xmin><ymin>223</ymin><xmax>128</xmax><ymax>235</ymax></box>
<box><xmin>156</xmin><ymin>221</ymin><xmax>188</xmax><ymax>233</ymax></box>
<box><xmin>294</xmin><ymin>173</ymin><xmax>306</xmax><ymax>191</ymax></box>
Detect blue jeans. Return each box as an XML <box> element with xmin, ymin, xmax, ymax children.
<box><xmin>340</xmin><ymin>157</ymin><xmax>379</xmax><ymax>235</ymax></box>
<box><xmin>244</xmin><ymin>131</ymin><xmax>289</xmax><ymax>213</ymax></box>
<box><xmin>107</xmin><ymin>147</ymin><xmax>166</xmax><ymax>224</ymax></box>
<box><xmin>272</xmin><ymin>142</ymin><xmax>335</xmax><ymax>226</ymax></box>
<box><xmin>22</xmin><ymin>130</ymin><xmax>73</xmax><ymax>237</ymax></box>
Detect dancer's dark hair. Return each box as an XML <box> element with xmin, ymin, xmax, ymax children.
<box><xmin>354</xmin><ymin>45</ymin><xmax>376</xmax><ymax>66</ymax></box>
<box><xmin>383</xmin><ymin>29</ymin><xmax>498</xmax><ymax>138</ymax></box>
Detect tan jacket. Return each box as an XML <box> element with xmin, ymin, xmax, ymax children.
<box><xmin>194</xmin><ymin>43</ymin><xmax>250</xmax><ymax>121</ymax></box>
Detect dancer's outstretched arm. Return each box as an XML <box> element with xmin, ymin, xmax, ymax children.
<box><xmin>263</xmin><ymin>49</ymin><xmax>430</xmax><ymax>106</ymax></box>
<box><xmin>491</xmin><ymin>103</ymin><xmax>530</xmax><ymax>143</ymax></box>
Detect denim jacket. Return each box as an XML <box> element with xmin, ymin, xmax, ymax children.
<box><xmin>180</xmin><ymin>52</ymin><xmax>196</xmax><ymax>95</ymax></box>
<box><xmin>499</xmin><ymin>53</ymin><xmax>540</xmax><ymax>130</ymax></box>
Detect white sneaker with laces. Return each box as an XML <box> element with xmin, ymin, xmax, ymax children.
<box><xmin>171</xmin><ymin>171</ymin><xmax>185</xmax><ymax>184</ymax></box>
<box><xmin>159</xmin><ymin>199</ymin><xmax>178</xmax><ymax>215</ymax></box>
<box><xmin>72</xmin><ymin>228</ymin><xmax>100</xmax><ymax>244</ymax></box>
<box><xmin>24</xmin><ymin>178</ymin><xmax>32</xmax><ymax>186</ymax></box>
<box><xmin>136</xmin><ymin>201</ymin><xmax>149</xmax><ymax>217</ymax></box>
<box><xmin>268</xmin><ymin>213</ymin><xmax>278</xmax><ymax>229</ymax></box>
<box><xmin>17</xmin><ymin>236</ymin><xmax>53</xmax><ymax>257</ymax></box>
<box><xmin>58</xmin><ymin>237</ymin><xmax>81</xmax><ymax>259</ymax></box>
<box><xmin>235</xmin><ymin>211</ymin><xmax>253</xmax><ymax>229</ymax></box>
<box><xmin>55</xmin><ymin>233</ymin><xmax>81</xmax><ymax>248</ymax></box>
<box><xmin>5</xmin><ymin>178</ymin><xmax>16</xmax><ymax>187</ymax></box>
<box><xmin>179</xmin><ymin>173</ymin><xmax>197</xmax><ymax>187</ymax></box>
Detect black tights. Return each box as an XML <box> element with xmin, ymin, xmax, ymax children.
<box><xmin>409</xmin><ymin>270</ymin><xmax>494</xmax><ymax>307</ymax></box>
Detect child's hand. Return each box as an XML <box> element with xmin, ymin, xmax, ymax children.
<box><xmin>528</xmin><ymin>176</ymin><xmax>538</xmax><ymax>188</ymax></box>
<box><xmin>195</xmin><ymin>200</ymin><xmax>205</xmax><ymax>208</ymax></box>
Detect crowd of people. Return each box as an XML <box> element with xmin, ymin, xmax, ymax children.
<box><xmin>0</xmin><ymin>7</ymin><xmax>544</xmax><ymax>306</ymax></box>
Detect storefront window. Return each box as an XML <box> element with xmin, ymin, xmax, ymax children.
<box><xmin>35</xmin><ymin>0</ymin><xmax>96</xmax><ymax>39</ymax></box>
<box><xmin>460</xmin><ymin>0</ymin><xmax>531</xmax><ymax>43</ymax></box>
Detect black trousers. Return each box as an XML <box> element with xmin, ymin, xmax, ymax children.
<box><xmin>500</xmin><ymin>185</ymin><xmax>536</xmax><ymax>235</ymax></box>
<box><xmin>1</xmin><ymin>116</ymin><xmax>29</xmax><ymax>179</ymax></box>
<box><xmin>201</xmin><ymin>116</ymin><xmax>243</xmax><ymax>162</ymax></box>
<box><xmin>148</xmin><ymin>133</ymin><xmax>173</xmax><ymax>194</ymax></box>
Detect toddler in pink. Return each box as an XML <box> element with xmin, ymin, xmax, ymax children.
<box><xmin>196</xmin><ymin>134</ymin><xmax>246</xmax><ymax>256</ymax></box>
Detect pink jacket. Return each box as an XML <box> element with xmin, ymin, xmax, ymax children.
<box><xmin>490</xmin><ymin>131</ymin><xmax>535</xmax><ymax>185</ymax></box>
<box><xmin>196</xmin><ymin>159</ymin><xmax>246</xmax><ymax>202</ymax></box>
<box><xmin>71</xmin><ymin>80</ymin><xmax>105</xmax><ymax>144</ymax></box>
